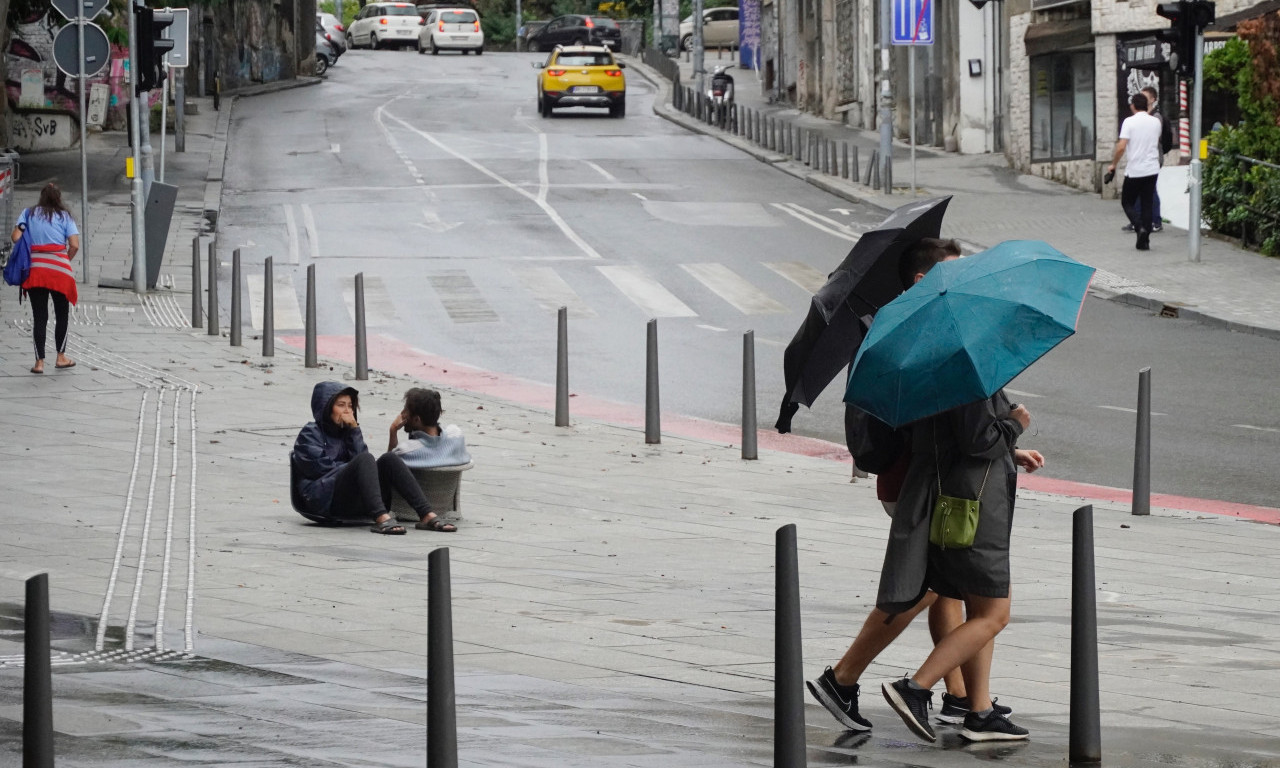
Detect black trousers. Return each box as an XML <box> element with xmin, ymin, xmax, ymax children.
<box><xmin>329</xmin><ymin>451</ymin><xmax>433</xmax><ymax>522</ymax></box>
<box><xmin>1121</xmin><ymin>174</ymin><xmax>1158</xmax><ymax>235</ymax></box>
<box><xmin>28</xmin><ymin>287</ymin><xmax>69</xmax><ymax>360</ymax></box>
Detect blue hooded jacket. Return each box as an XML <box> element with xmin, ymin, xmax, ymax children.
<box><xmin>292</xmin><ymin>382</ymin><xmax>368</xmax><ymax>516</ymax></box>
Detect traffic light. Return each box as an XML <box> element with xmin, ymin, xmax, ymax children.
<box><xmin>1156</xmin><ymin>0</ymin><xmax>1214</xmax><ymax>77</ymax></box>
<box><xmin>134</xmin><ymin>5</ymin><xmax>176</xmax><ymax>94</ymax></box>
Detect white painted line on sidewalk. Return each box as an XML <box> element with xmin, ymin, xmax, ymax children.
<box><xmin>301</xmin><ymin>204</ymin><xmax>321</xmax><ymax>262</ymax></box>
<box><xmin>283</xmin><ymin>204</ymin><xmax>300</xmax><ymax>264</ymax></box>
<box><xmin>596</xmin><ymin>265</ymin><xmax>696</xmax><ymax>318</ymax></box>
<box><xmin>765</xmin><ymin>261</ymin><xmax>827</xmax><ymax>294</ymax></box>
<box><xmin>246</xmin><ymin>272</ymin><xmax>305</xmax><ymax>330</ymax></box>
<box><xmin>343</xmin><ymin>274</ymin><xmax>400</xmax><ymax>327</ymax></box>
<box><xmin>1099</xmin><ymin>405</ymin><xmax>1168</xmax><ymax>416</ymax></box>
<box><xmin>514</xmin><ymin>266</ymin><xmax>596</xmax><ymax>317</ymax></box>
<box><xmin>698</xmin><ymin>324</ymin><xmax>727</xmax><ymax>332</ymax></box>
<box><xmin>682</xmin><ymin>263</ymin><xmax>787</xmax><ymax>315</ymax></box>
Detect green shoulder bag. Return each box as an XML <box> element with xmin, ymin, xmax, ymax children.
<box><xmin>929</xmin><ymin>425</ymin><xmax>992</xmax><ymax>550</ymax></box>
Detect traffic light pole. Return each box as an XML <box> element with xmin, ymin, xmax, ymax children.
<box><xmin>127</xmin><ymin>0</ymin><xmax>147</xmax><ymax>293</ymax></box>
<box><xmin>77</xmin><ymin>16</ymin><xmax>89</xmax><ymax>284</ymax></box>
<box><xmin>1188</xmin><ymin>26</ymin><xmax>1204</xmax><ymax>263</ymax></box>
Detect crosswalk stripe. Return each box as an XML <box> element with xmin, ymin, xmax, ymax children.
<box><xmin>514</xmin><ymin>266</ymin><xmax>596</xmax><ymax>317</ymax></box>
<box><xmin>428</xmin><ymin>271</ymin><xmax>500</xmax><ymax>323</ymax></box>
<box><xmin>681</xmin><ymin>263</ymin><xmax>787</xmax><ymax>315</ymax></box>
<box><xmin>765</xmin><ymin>261</ymin><xmax>828</xmax><ymax>294</ymax></box>
<box><xmin>246</xmin><ymin>271</ymin><xmax>305</xmax><ymax>330</ymax></box>
<box><xmin>343</xmin><ymin>275</ymin><xmax>400</xmax><ymax>327</ymax></box>
<box><xmin>596</xmin><ymin>265</ymin><xmax>696</xmax><ymax>318</ymax></box>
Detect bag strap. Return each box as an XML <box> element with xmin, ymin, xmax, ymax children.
<box><xmin>934</xmin><ymin>420</ymin><xmax>994</xmax><ymax>498</ymax></box>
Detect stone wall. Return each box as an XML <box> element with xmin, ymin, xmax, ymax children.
<box><xmin>209</xmin><ymin>0</ymin><xmax>317</xmax><ymax>91</ymax></box>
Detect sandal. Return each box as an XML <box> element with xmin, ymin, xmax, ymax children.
<box><xmin>370</xmin><ymin>518</ymin><xmax>406</xmax><ymax>535</ymax></box>
<box><xmin>415</xmin><ymin>517</ymin><xmax>456</xmax><ymax>532</ymax></box>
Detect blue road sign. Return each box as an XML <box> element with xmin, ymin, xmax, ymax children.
<box><xmin>892</xmin><ymin>0</ymin><xmax>933</xmax><ymax>45</ymax></box>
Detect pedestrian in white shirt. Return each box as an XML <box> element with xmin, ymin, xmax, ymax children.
<box><xmin>1107</xmin><ymin>92</ymin><xmax>1163</xmax><ymax>251</ymax></box>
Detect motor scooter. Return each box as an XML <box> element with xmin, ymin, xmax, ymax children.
<box><xmin>707</xmin><ymin>65</ymin><xmax>735</xmax><ymax>128</ymax></box>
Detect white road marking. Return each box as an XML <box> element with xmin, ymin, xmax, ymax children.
<box><xmin>682</xmin><ymin>263</ymin><xmax>787</xmax><ymax>315</ymax></box>
<box><xmin>1233</xmin><ymin>424</ymin><xmax>1280</xmax><ymax>433</ymax></box>
<box><xmin>698</xmin><ymin>324</ymin><xmax>728</xmax><ymax>332</ymax></box>
<box><xmin>514</xmin><ymin>266</ymin><xmax>596</xmax><ymax>317</ymax></box>
<box><xmin>246</xmin><ymin>271</ymin><xmax>306</xmax><ymax>330</ymax></box>
<box><xmin>417</xmin><ymin>208</ymin><xmax>462</xmax><ymax>234</ymax></box>
<box><xmin>429</xmin><ymin>271</ymin><xmax>500</xmax><ymax>323</ymax></box>
<box><xmin>585</xmin><ymin>160</ymin><xmax>617</xmax><ymax>182</ymax></box>
<box><xmin>283</xmin><ymin>204</ymin><xmax>300</xmax><ymax>264</ymax></box>
<box><xmin>343</xmin><ymin>274</ymin><xmax>399</xmax><ymax>327</ymax></box>
<box><xmin>597</xmin><ymin>265</ymin><xmax>696</xmax><ymax>318</ymax></box>
<box><xmin>1004</xmin><ymin>388</ymin><xmax>1044</xmax><ymax>399</ymax></box>
<box><xmin>632</xmin><ymin>192</ymin><xmax>648</xmax><ymax>201</ymax></box>
<box><xmin>330</xmin><ymin>143</ymin><xmax>341</xmax><ymax>154</ymax></box>
<box><xmin>1098</xmin><ymin>405</ymin><xmax>1168</xmax><ymax>416</ymax></box>
<box><xmin>830</xmin><ymin>208</ymin><xmax>857</xmax><ymax>216</ymax></box>
<box><xmin>765</xmin><ymin>261</ymin><xmax>828</xmax><ymax>294</ymax></box>
<box><xmin>301</xmin><ymin>204</ymin><xmax>321</xmax><ymax>262</ymax></box>
<box><xmin>772</xmin><ymin>203</ymin><xmax>861</xmax><ymax>242</ymax></box>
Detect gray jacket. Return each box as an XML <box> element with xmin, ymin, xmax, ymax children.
<box><xmin>392</xmin><ymin>426</ymin><xmax>471</xmax><ymax>469</ymax></box>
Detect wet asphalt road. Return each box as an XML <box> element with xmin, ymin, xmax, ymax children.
<box><xmin>217</xmin><ymin>49</ymin><xmax>1280</xmax><ymax>508</ymax></box>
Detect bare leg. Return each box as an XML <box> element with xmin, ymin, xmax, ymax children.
<box><xmin>928</xmin><ymin>597</ymin><xmax>966</xmax><ymax>697</ymax></box>
<box><xmin>910</xmin><ymin>594</ymin><xmax>1010</xmax><ymax>696</ymax></box>
<box><xmin>959</xmin><ymin>639</ymin><xmax>996</xmax><ymax>712</ymax></box>
<box><xmin>832</xmin><ymin>592</ymin><xmax>935</xmax><ymax>686</ymax></box>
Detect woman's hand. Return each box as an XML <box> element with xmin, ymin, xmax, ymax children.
<box><xmin>1014</xmin><ymin>449</ymin><xmax>1045</xmax><ymax>472</ymax></box>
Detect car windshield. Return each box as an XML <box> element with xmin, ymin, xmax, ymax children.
<box><xmin>590</xmin><ymin>17</ymin><xmax>618</xmax><ymax>27</ymax></box>
<box><xmin>386</xmin><ymin>5</ymin><xmax>419</xmax><ymax>15</ymax></box>
<box><xmin>556</xmin><ymin>53</ymin><xmax>615</xmax><ymax>66</ymax></box>
<box><xmin>440</xmin><ymin>10</ymin><xmax>477</xmax><ymax>21</ymax></box>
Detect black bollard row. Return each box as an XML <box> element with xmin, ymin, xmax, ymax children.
<box><xmin>427</xmin><ymin>548</ymin><xmax>458</xmax><ymax>768</ymax></box>
<box><xmin>25</xmin><ymin>573</ymin><xmax>54</xmax><ymax>767</ymax></box>
<box><xmin>1132</xmin><ymin>367</ymin><xmax>1151</xmax><ymax>516</ymax></box>
<box><xmin>230</xmin><ymin>249</ymin><xmax>242</xmax><ymax>347</ymax></box>
<box><xmin>555</xmin><ymin>306</ymin><xmax>569</xmax><ymax>427</ymax></box>
<box><xmin>354</xmin><ymin>272</ymin><xmax>368</xmax><ymax>381</ymax></box>
<box><xmin>262</xmin><ymin>257</ymin><xmax>275</xmax><ymax>357</ymax></box>
<box><xmin>305</xmin><ymin>264</ymin><xmax>318</xmax><ymax>368</ymax></box>
<box><xmin>645</xmin><ymin>319</ymin><xmax>660</xmax><ymax>444</ymax></box>
<box><xmin>190</xmin><ymin>236</ymin><xmax>203</xmax><ymax>329</ymax></box>
<box><xmin>206</xmin><ymin>239</ymin><xmax>219</xmax><ymax>336</ymax></box>
<box><xmin>775</xmin><ymin>525</ymin><xmax>806</xmax><ymax>767</ymax></box>
<box><xmin>1070</xmin><ymin>505</ymin><xmax>1102</xmax><ymax>764</ymax></box>
<box><xmin>742</xmin><ymin>330</ymin><xmax>757</xmax><ymax>461</ymax></box>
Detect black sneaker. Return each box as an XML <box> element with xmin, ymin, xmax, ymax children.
<box><xmin>1152</xmin><ymin>224</ymin><xmax>1163</xmax><ymax>232</ymax></box>
<box><xmin>1121</xmin><ymin>223</ymin><xmax>1135</xmax><ymax>232</ymax></box>
<box><xmin>881</xmin><ymin>679</ymin><xmax>936</xmax><ymax>742</ymax></box>
<box><xmin>937</xmin><ymin>693</ymin><xmax>1013</xmax><ymax>725</ymax></box>
<box><xmin>959</xmin><ymin>709</ymin><xmax>1029</xmax><ymax>742</ymax></box>
<box><xmin>807</xmin><ymin>667</ymin><xmax>872</xmax><ymax>731</ymax></box>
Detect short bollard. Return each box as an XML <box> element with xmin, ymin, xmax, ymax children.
<box><xmin>842</xmin><ymin>142</ymin><xmax>850</xmax><ymax>179</ymax></box>
<box><xmin>645</xmin><ymin>319</ymin><xmax>660</xmax><ymax>444</ymax></box>
<box><xmin>230</xmin><ymin>249</ymin><xmax>242</xmax><ymax>347</ymax></box>
<box><xmin>775</xmin><ymin>524</ymin><xmax>806</xmax><ymax>768</ymax></box>
<box><xmin>1070</xmin><ymin>505</ymin><xmax>1102</xmax><ymax>764</ymax></box>
<box><xmin>354</xmin><ymin>272</ymin><xmax>368</xmax><ymax>381</ymax></box>
<box><xmin>25</xmin><ymin>573</ymin><xmax>54</xmax><ymax>768</ymax></box>
<box><xmin>427</xmin><ymin>548</ymin><xmax>458</xmax><ymax>768</ymax></box>
<box><xmin>884</xmin><ymin>156</ymin><xmax>894</xmax><ymax>194</ymax></box>
<box><xmin>190</xmin><ymin>236</ymin><xmax>203</xmax><ymax>329</ymax></box>
<box><xmin>555</xmin><ymin>306</ymin><xmax>569</xmax><ymax>427</ymax></box>
<box><xmin>742</xmin><ymin>331</ymin><xmax>757</xmax><ymax>461</ymax></box>
<box><xmin>1132</xmin><ymin>367</ymin><xmax>1151</xmax><ymax>516</ymax></box>
<box><xmin>305</xmin><ymin>264</ymin><xmax>318</xmax><ymax>368</ymax></box>
<box><xmin>851</xmin><ymin>145</ymin><xmax>860</xmax><ymax>181</ymax></box>
<box><xmin>262</xmin><ymin>257</ymin><xmax>275</xmax><ymax>357</ymax></box>
<box><xmin>206</xmin><ymin>239</ymin><xmax>219</xmax><ymax>336</ymax></box>
<box><xmin>864</xmin><ymin>149</ymin><xmax>877</xmax><ymax>186</ymax></box>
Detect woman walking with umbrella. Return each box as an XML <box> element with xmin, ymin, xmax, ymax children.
<box><xmin>12</xmin><ymin>183</ymin><xmax>80</xmax><ymax>374</ymax></box>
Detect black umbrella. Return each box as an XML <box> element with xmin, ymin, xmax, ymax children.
<box><xmin>776</xmin><ymin>196</ymin><xmax>952</xmax><ymax>433</ymax></box>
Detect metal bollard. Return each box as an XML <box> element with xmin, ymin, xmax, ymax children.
<box><xmin>742</xmin><ymin>330</ymin><xmax>757</xmax><ymax>461</ymax></box>
<box><xmin>190</xmin><ymin>236</ymin><xmax>203</xmax><ymax>329</ymax></box>
<box><xmin>206</xmin><ymin>239</ymin><xmax>219</xmax><ymax>336</ymax></box>
<box><xmin>427</xmin><ymin>548</ymin><xmax>459</xmax><ymax>768</ymax></box>
<box><xmin>851</xmin><ymin>145</ymin><xmax>860</xmax><ymax>181</ymax></box>
<box><xmin>1070</xmin><ymin>505</ymin><xmax>1102</xmax><ymax>764</ymax></box>
<box><xmin>774</xmin><ymin>524</ymin><xmax>806</xmax><ymax>768</ymax></box>
<box><xmin>24</xmin><ymin>573</ymin><xmax>54</xmax><ymax>768</ymax></box>
<box><xmin>842</xmin><ymin>142</ymin><xmax>850</xmax><ymax>179</ymax></box>
<box><xmin>555</xmin><ymin>306</ymin><xmax>569</xmax><ymax>427</ymax></box>
<box><xmin>305</xmin><ymin>264</ymin><xmax>318</xmax><ymax>368</ymax></box>
<box><xmin>867</xmin><ymin>150</ymin><xmax>880</xmax><ymax>189</ymax></box>
<box><xmin>354</xmin><ymin>273</ymin><xmax>368</xmax><ymax>380</ymax></box>
<box><xmin>1132</xmin><ymin>367</ymin><xmax>1151</xmax><ymax>516</ymax></box>
<box><xmin>884</xmin><ymin>156</ymin><xmax>893</xmax><ymax>195</ymax></box>
<box><xmin>262</xmin><ymin>257</ymin><xmax>274</xmax><ymax>357</ymax></box>
<box><xmin>645</xmin><ymin>319</ymin><xmax>660</xmax><ymax>444</ymax></box>
<box><xmin>230</xmin><ymin>249</ymin><xmax>242</xmax><ymax>346</ymax></box>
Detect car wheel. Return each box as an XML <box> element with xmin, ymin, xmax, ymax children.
<box><xmin>417</xmin><ymin>40</ymin><xmax>426</xmax><ymax>54</ymax></box>
<box><xmin>528</xmin><ymin>40</ymin><xmax>541</xmax><ymax>52</ymax></box>
<box><xmin>680</xmin><ymin>34</ymin><xmax>692</xmax><ymax>51</ymax></box>
<box><xmin>431</xmin><ymin>40</ymin><xmax>439</xmax><ymax>54</ymax></box>
<box><xmin>371</xmin><ymin>33</ymin><xmax>381</xmax><ymax>50</ymax></box>
<box><xmin>541</xmin><ymin>98</ymin><xmax>552</xmax><ymax>118</ymax></box>
<box><xmin>475</xmin><ymin>47</ymin><xmax>483</xmax><ymax>55</ymax></box>
<box><xmin>610</xmin><ymin>98</ymin><xmax>625</xmax><ymax>118</ymax></box>
<box><xmin>315</xmin><ymin>54</ymin><xmax>329</xmax><ymax>76</ymax></box>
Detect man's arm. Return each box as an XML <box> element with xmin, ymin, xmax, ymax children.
<box><xmin>1108</xmin><ymin>138</ymin><xmax>1128</xmax><ymax>172</ymax></box>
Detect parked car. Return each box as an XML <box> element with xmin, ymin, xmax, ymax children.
<box><xmin>316</xmin><ymin>30</ymin><xmax>339</xmax><ymax>75</ymax></box>
<box><xmin>347</xmin><ymin>2</ymin><xmax>424</xmax><ymax>49</ymax></box>
<box><xmin>525</xmin><ymin>15</ymin><xmax>621</xmax><ymax>52</ymax></box>
<box><xmin>418</xmin><ymin>7</ymin><xmax>484</xmax><ymax>54</ymax></box>
<box><xmin>317</xmin><ymin>15</ymin><xmax>347</xmax><ymax>57</ymax></box>
<box><xmin>534</xmin><ymin>45</ymin><xmax>626</xmax><ymax>118</ymax></box>
<box><xmin>680</xmin><ymin>6</ymin><xmax>739</xmax><ymax>51</ymax></box>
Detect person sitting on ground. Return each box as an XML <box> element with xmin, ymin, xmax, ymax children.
<box><xmin>292</xmin><ymin>381</ymin><xmax>456</xmax><ymax>534</ymax></box>
<box><xmin>388</xmin><ymin>388</ymin><xmax>469</xmax><ymax>530</ymax></box>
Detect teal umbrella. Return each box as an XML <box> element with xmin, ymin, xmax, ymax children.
<box><xmin>843</xmin><ymin>240</ymin><xmax>1095</xmax><ymax>428</ymax></box>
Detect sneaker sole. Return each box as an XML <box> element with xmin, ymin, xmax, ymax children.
<box><xmin>807</xmin><ymin>680</ymin><xmax>872</xmax><ymax>732</ymax></box>
<box><xmin>881</xmin><ymin>682</ymin><xmax>936</xmax><ymax>743</ymax></box>
<box><xmin>960</xmin><ymin>726</ymin><xmax>1029</xmax><ymax>742</ymax></box>
<box><xmin>936</xmin><ymin>712</ymin><xmax>967</xmax><ymax>725</ymax></box>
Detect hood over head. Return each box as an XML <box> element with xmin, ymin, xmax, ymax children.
<box><xmin>311</xmin><ymin>381</ymin><xmax>359</xmax><ymax>429</ymax></box>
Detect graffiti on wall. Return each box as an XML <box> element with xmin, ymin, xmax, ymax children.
<box><xmin>740</xmin><ymin>0</ymin><xmax>761</xmax><ymax>70</ymax></box>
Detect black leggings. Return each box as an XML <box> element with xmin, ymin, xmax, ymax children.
<box><xmin>329</xmin><ymin>452</ymin><xmax>433</xmax><ymax>522</ymax></box>
<box><xmin>28</xmin><ymin>287</ymin><xmax>69</xmax><ymax>360</ymax></box>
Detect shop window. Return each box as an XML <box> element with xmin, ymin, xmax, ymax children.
<box><xmin>1031</xmin><ymin>51</ymin><xmax>1095</xmax><ymax>161</ymax></box>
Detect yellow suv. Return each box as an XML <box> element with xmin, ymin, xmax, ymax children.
<box><xmin>535</xmin><ymin>45</ymin><xmax>627</xmax><ymax>118</ymax></box>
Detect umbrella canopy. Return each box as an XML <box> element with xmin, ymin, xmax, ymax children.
<box><xmin>843</xmin><ymin>240</ymin><xmax>1095</xmax><ymax>428</ymax></box>
<box><xmin>776</xmin><ymin>196</ymin><xmax>952</xmax><ymax>433</ymax></box>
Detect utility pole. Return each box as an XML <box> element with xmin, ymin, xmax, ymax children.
<box><xmin>127</xmin><ymin>0</ymin><xmax>147</xmax><ymax>292</ymax></box>
<box><xmin>878</xmin><ymin>0</ymin><xmax>892</xmax><ymax>193</ymax></box>
<box><xmin>693</xmin><ymin>0</ymin><xmax>705</xmax><ymax>95</ymax></box>
<box><xmin>1187</xmin><ymin>22</ymin><xmax>1205</xmax><ymax>262</ymax></box>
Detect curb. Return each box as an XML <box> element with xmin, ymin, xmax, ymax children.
<box><xmin>203</xmin><ymin>96</ymin><xmax>234</xmax><ymax>229</ymax></box>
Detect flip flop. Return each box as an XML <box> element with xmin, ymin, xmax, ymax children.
<box><xmin>55</xmin><ymin>361</ymin><xmax>76</xmax><ymax>369</ymax></box>
<box><xmin>415</xmin><ymin>517</ymin><xmax>457</xmax><ymax>532</ymax></box>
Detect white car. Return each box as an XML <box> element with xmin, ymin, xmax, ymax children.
<box><xmin>348</xmin><ymin>2</ymin><xmax>424</xmax><ymax>50</ymax></box>
<box><xmin>418</xmin><ymin>7</ymin><xmax>484</xmax><ymax>55</ymax></box>
<box><xmin>680</xmin><ymin>6</ymin><xmax>739</xmax><ymax>51</ymax></box>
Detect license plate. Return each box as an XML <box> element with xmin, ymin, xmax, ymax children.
<box><xmin>451</xmin><ymin>35</ymin><xmax>468</xmax><ymax>40</ymax></box>
<box><xmin>571</xmin><ymin>86</ymin><xmax>600</xmax><ymax>94</ymax></box>
<box><xmin>397</xmin><ymin>29</ymin><xmax>413</xmax><ymax>35</ymax></box>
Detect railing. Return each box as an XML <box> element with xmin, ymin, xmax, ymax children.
<box><xmin>641</xmin><ymin>47</ymin><xmax>680</xmax><ymax>83</ymax></box>
<box><xmin>1204</xmin><ymin>147</ymin><xmax>1280</xmax><ymax>255</ymax></box>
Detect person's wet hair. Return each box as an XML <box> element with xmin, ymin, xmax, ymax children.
<box><xmin>403</xmin><ymin>387</ymin><xmax>442</xmax><ymax>428</ymax></box>
<box><xmin>898</xmin><ymin>237</ymin><xmax>961</xmax><ymax>289</ymax></box>
<box><xmin>1131</xmin><ymin>92</ymin><xmax>1149</xmax><ymax>112</ymax></box>
<box><xmin>35</xmin><ymin>182</ymin><xmax>70</xmax><ymax>222</ymax></box>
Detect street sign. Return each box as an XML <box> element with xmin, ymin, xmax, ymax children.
<box><xmin>52</xmin><ymin>21</ymin><xmax>110</xmax><ymax>79</ymax></box>
<box><xmin>892</xmin><ymin>0</ymin><xmax>933</xmax><ymax>45</ymax></box>
<box><xmin>164</xmin><ymin>8</ymin><xmax>190</xmax><ymax>68</ymax></box>
<box><xmin>51</xmin><ymin>0</ymin><xmax>110</xmax><ymax>21</ymax></box>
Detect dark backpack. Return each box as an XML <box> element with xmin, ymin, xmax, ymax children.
<box><xmin>844</xmin><ymin>405</ymin><xmax>905</xmax><ymax>474</ymax></box>
<box><xmin>1157</xmin><ymin>110</ymin><xmax>1173</xmax><ymax>157</ymax></box>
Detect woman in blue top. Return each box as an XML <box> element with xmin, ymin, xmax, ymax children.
<box><xmin>11</xmin><ymin>183</ymin><xmax>80</xmax><ymax>374</ymax></box>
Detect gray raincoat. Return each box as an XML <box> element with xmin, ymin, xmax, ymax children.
<box><xmin>875</xmin><ymin>390</ymin><xmax>1023</xmax><ymax>615</ymax></box>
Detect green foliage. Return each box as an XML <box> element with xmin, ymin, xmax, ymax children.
<box><xmin>318</xmin><ymin>0</ymin><xmax>360</xmax><ymax>28</ymax></box>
